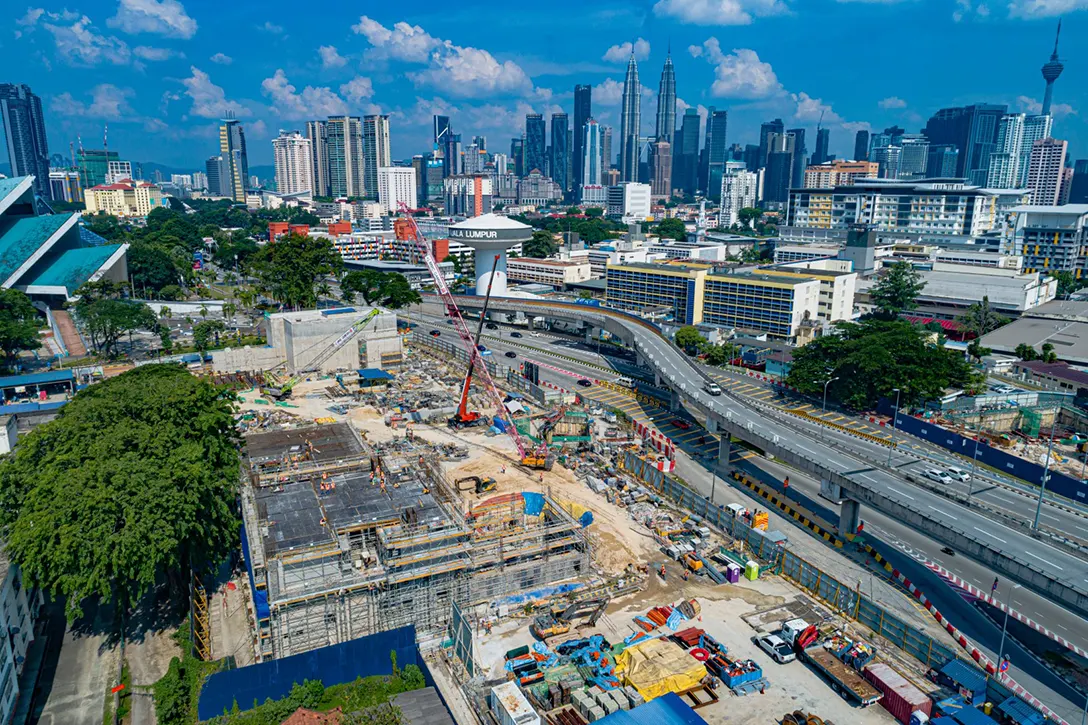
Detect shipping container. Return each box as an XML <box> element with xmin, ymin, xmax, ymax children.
<box><xmin>865</xmin><ymin>663</ymin><xmax>933</xmax><ymax>725</ymax></box>
<box><xmin>491</xmin><ymin>682</ymin><xmax>541</xmax><ymax>725</ymax></box>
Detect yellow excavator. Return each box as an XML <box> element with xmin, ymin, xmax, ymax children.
<box><xmin>454</xmin><ymin>476</ymin><xmax>497</xmax><ymax>495</ymax></box>
<box><xmin>530</xmin><ymin>597</ymin><xmax>610</xmax><ymax>641</ymax></box>
<box><xmin>520</xmin><ymin>406</ymin><xmax>566</xmax><ymax>470</ymax></box>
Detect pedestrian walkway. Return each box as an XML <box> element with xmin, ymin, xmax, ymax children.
<box><xmin>52</xmin><ymin>310</ymin><xmax>86</xmax><ymax>356</ymax></box>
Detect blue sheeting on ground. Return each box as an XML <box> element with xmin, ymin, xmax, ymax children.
<box><xmin>579</xmin><ymin>511</ymin><xmax>594</xmax><ymax>527</ymax></box>
<box><xmin>595</xmin><ymin>693</ymin><xmax>708</xmax><ymax>725</ymax></box>
<box><xmin>523</xmin><ymin>492</ymin><xmax>545</xmax><ymax>516</ymax></box>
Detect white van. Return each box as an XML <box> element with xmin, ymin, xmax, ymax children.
<box><xmin>616</xmin><ymin>376</ymin><xmax>636</xmax><ymax>389</ymax></box>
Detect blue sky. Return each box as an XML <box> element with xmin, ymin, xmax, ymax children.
<box><xmin>2</xmin><ymin>0</ymin><xmax>1083</xmax><ymax>172</ymax></box>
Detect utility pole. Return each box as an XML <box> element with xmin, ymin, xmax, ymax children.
<box><xmin>1032</xmin><ymin>414</ymin><xmax>1058</xmax><ymax>530</ymax></box>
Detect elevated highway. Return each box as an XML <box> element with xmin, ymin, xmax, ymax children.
<box><xmin>446</xmin><ymin>294</ymin><xmax>1088</xmax><ymax>619</ymax></box>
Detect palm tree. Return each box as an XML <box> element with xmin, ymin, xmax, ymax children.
<box><xmin>159</xmin><ymin>306</ymin><xmax>171</xmax><ymax>320</ymax></box>
<box><xmin>223</xmin><ymin>303</ymin><xmax>237</xmax><ymax>330</ymax></box>
<box><xmin>316</xmin><ymin>281</ymin><xmax>333</xmax><ymax>303</ymax></box>
<box><xmin>199</xmin><ymin>304</ymin><xmax>209</xmax><ymax>321</ymax></box>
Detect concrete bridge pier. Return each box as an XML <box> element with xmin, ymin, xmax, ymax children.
<box><xmin>717</xmin><ymin>436</ymin><xmax>733</xmax><ymax>477</ymax></box>
<box><xmin>839</xmin><ymin>497</ymin><xmax>861</xmax><ymax>534</ymax></box>
<box><xmin>669</xmin><ymin>389</ymin><xmax>681</xmax><ymax>412</ymax></box>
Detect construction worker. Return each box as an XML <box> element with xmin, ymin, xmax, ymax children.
<box><xmin>783</xmin><ymin>476</ymin><xmax>790</xmax><ymax>492</ymax></box>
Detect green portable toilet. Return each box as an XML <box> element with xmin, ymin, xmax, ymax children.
<box><xmin>745</xmin><ymin>560</ymin><xmax>759</xmax><ymax>580</ymax></box>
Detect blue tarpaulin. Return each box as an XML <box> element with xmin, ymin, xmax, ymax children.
<box><xmin>523</xmin><ymin>492</ymin><xmax>545</xmax><ymax>516</ymax></box>
<box><xmin>579</xmin><ymin>511</ymin><xmax>594</xmax><ymax>527</ymax></box>
<box><xmin>239</xmin><ymin>519</ymin><xmax>270</xmax><ymax>621</ymax></box>
<box><xmin>595</xmin><ymin>693</ymin><xmax>707</xmax><ymax>725</ymax></box>
<box><xmin>357</xmin><ymin>368</ymin><xmax>394</xmax><ymax>381</ymax></box>
<box><xmin>492</xmin><ymin>416</ymin><xmax>508</xmax><ymax>432</ymax></box>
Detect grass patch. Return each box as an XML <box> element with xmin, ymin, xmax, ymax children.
<box><xmin>153</xmin><ymin>621</ymin><xmax>220</xmax><ymax>725</ymax></box>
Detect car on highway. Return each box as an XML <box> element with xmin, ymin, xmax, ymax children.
<box><xmin>704</xmin><ymin>382</ymin><xmax>723</xmax><ymax>396</ymax></box>
<box><xmin>993</xmin><ymin>385</ymin><xmax>1017</xmax><ymax>395</ymax></box>
<box><xmin>476</xmin><ymin>344</ymin><xmax>487</xmax><ymax>352</ymax></box>
<box><xmin>530</xmin><ymin>331</ymin><xmax>542</xmax><ymax>337</ymax></box>
<box><xmin>505</xmin><ymin>351</ymin><xmax>517</xmax><ymax>358</ymax></box>
<box><xmin>755</xmin><ymin>633</ymin><xmax>796</xmax><ymax>664</ymax></box>
<box><xmin>923</xmin><ymin>468</ymin><xmax>953</xmax><ymax>484</ymax></box>
<box><xmin>672</xmin><ymin>419</ymin><xmax>692</xmax><ymax>430</ymax></box>
<box><xmin>509</xmin><ymin>331</ymin><xmax>523</xmax><ymax>338</ymax></box>
<box><xmin>486</xmin><ymin>323</ymin><xmax>498</xmax><ymax>330</ymax></box>
<box><xmin>429</xmin><ymin>330</ymin><xmax>441</xmax><ymax>337</ymax></box>
<box><xmin>577</xmin><ymin>379</ymin><xmax>592</xmax><ymax>387</ymax></box>
<box><xmin>945</xmin><ymin>466</ymin><xmax>971</xmax><ymax>482</ymax></box>
<box><xmin>446</xmin><ymin>319</ymin><xmax>454</xmax><ymax>325</ymax></box>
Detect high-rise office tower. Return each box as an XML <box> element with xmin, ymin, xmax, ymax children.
<box><xmin>672</xmin><ymin>107</ymin><xmax>701</xmax><ymax>194</ymax></box>
<box><xmin>926</xmin><ymin>145</ymin><xmax>960</xmax><ymax>177</ymax></box>
<box><xmin>205</xmin><ymin>155</ymin><xmax>228</xmax><ymax>197</ymax></box>
<box><xmin>524</xmin><ymin>114</ymin><xmax>546</xmax><ymax>175</ymax></box>
<box><xmin>219</xmin><ymin>114</ymin><xmax>249</xmax><ymax>202</ymax></box>
<box><xmin>580</xmin><ymin>119</ymin><xmax>603</xmax><ymax>202</ymax></box>
<box><xmin>0</xmin><ymin>83</ymin><xmax>51</xmax><ymax>199</ymax></box>
<box><xmin>77</xmin><ymin>149</ymin><xmax>119</xmax><ymax>188</ymax></box>
<box><xmin>326</xmin><ymin>115</ymin><xmax>364</xmax><ymax>197</ymax></box>
<box><xmin>1041</xmin><ymin>21</ymin><xmax>1064</xmax><ymax>117</ymax></box>
<box><xmin>472</xmin><ymin>135</ymin><xmax>487</xmax><ymax>151</ymax></box>
<box><xmin>854</xmin><ymin>130</ymin><xmax>869</xmax><ymax>162</ymax></box>
<box><xmin>272</xmin><ymin>130</ymin><xmax>314</xmax><ymax>195</ymax></box>
<box><xmin>703</xmin><ymin>109</ymin><xmax>728</xmax><ymax>200</ymax></box>
<box><xmin>650</xmin><ymin>141</ymin><xmax>672</xmax><ymax>199</ymax></box>
<box><xmin>758</xmin><ymin>118</ymin><xmax>784</xmax><ymax>167</ymax></box>
<box><xmin>572</xmin><ymin>85</ymin><xmax>592</xmax><ymax>190</ymax></box>
<box><xmin>898</xmin><ymin>136</ymin><xmax>930</xmax><ymax>180</ymax></box>
<box><xmin>304</xmin><ymin>120</ymin><xmax>329</xmax><ymax>196</ymax></box>
<box><xmin>655</xmin><ymin>51</ymin><xmax>676</xmax><ymax>144</ymax></box>
<box><xmin>787</xmin><ymin>128</ymin><xmax>807</xmax><ymax>189</ymax></box>
<box><xmin>448</xmin><ymin>134</ymin><xmax>463</xmax><ymax>176</ymax></box>
<box><xmin>923</xmin><ymin>104</ymin><xmax>1007</xmax><ymax>184</ymax></box>
<box><xmin>719</xmin><ymin>162</ymin><xmax>759</xmax><ymax>228</ymax></box>
<box><xmin>871</xmin><ymin>145</ymin><xmax>901</xmax><ymax>179</ymax></box>
<box><xmin>1060</xmin><ymin>167</ymin><xmax>1074</xmax><ymax>204</ymax></box>
<box><xmin>433</xmin><ymin>115</ymin><xmax>452</xmax><ymax>177</ymax></box>
<box><xmin>1069</xmin><ymin>160</ymin><xmax>1088</xmax><ymax>204</ymax></box>
<box><xmin>362</xmin><ymin>114</ymin><xmax>391</xmax><ymax>199</ymax></box>
<box><xmin>743</xmin><ymin>144</ymin><xmax>761</xmax><ymax>172</ymax></box>
<box><xmin>1026</xmin><ymin>137</ymin><xmax>1067</xmax><ymax>205</ymax></box>
<box><xmin>1018</xmin><ymin>115</ymin><xmax>1053</xmax><ymax>187</ymax></box>
<box><xmin>986</xmin><ymin>113</ymin><xmax>1025</xmax><ymax>188</ymax></box>
<box><xmin>550</xmin><ymin>113</ymin><xmax>569</xmax><ymax>193</ymax></box>
<box><xmin>601</xmin><ymin>127</ymin><xmax>612</xmax><ymax>181</ymax></box>
<box><xmin>619</xmin><ymin>54</ymin><xmax>641</xmax><ymax>182</ymax></box>
<box><xmin>510</xmin><ymin>137</ymin><xmax>524</xmax><ymax>177</ymax></box>
<box><xmin>811</xmin><ymin>128</ymin><xmax>831</xmax><ymax>166</ymax></box>
<box><xmin>763</xmin><ymin>132</ymin><xmax>795</xmax><ymax>204</ymax></box>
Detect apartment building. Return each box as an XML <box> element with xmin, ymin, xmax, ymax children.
<box><xmin>507</xmin><ymin>258</ymin><xmax>591</xmax><ymax>288</ymax></box>
<box><xmin>803</xmin><ymin>161</ymin><xmax>879</xmax><ymax>188</ymax></box>
<box><xmin>760</xmin><ymin>264</ymin><xmax>857</xmax><ymax>321</ymax></box>
<box><xmin>84</xmin><ymin>179</ymin><xmax>166</xmax><ymax>217</ymax></box>
<box><xmin>1011</xmin><ymin>204</ymin><xmax>1088</xmax><ymax>275</ymax></box>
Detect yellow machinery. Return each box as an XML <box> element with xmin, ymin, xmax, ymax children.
<box><xmin>530</xmin><ymin>597</ymin><xmax>610</xmax><ymax>641</ymax></box>
<box><xmin>454</xmin><ymin>476</ymin><xmax>497</xmax><ymax>495</ymax></box>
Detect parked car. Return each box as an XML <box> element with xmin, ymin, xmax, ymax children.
<box><xmin>755</xmin><ymin>634</ymin><xmax>796</xmax><ymax>664</ymax></box>
<box><xmin>923</xmin><ymin>468</ymin><xmax>953</xmax><ymax>484</ymax></box>
<box><xmin>505</xmin><ymin>351</ymin><xmax>517</xmax><ymax>358</ymax></box>
<box><xmin>429</xmin><ymin>330</ymin><xmax>441</xmax><ymax>337</ymax></box>
<box><xmin>672</xmin><ymin>419</ymin><xmax>692</xmax><ymax>430</ymax></box>
<box><xmin>577</xmin><ymin>379</ymin><xmax>592</xmax><ymax>387</ymax></box>
<box><xmin>945</xmin><ymin>466</ymin><xmax>971</xmax><ymax>482</ymax></box>
<box><xmin>510</xmin><ymin>331</ymin><xmax>523</xmax><ymax>338</ymax></box>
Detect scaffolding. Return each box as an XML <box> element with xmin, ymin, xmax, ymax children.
<box><xmin>240</xmin><ymin>423</ymin><xmax>592</xmax><ymax>660</ymax></box>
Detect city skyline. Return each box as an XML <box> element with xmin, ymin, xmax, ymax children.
<box><xmin>0</xmin><ymin>2</ymin><xmax>1082</xmax><ymax>172</ymax></box>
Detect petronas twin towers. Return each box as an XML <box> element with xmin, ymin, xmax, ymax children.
<box><xmin>619</xmin><ymin>48</ymin><xmax>676</xmax><ymax>195</ymax></box>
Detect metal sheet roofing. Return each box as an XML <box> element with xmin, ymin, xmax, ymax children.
<box><xmin>0</xmin><ymin>177</ymin><xmax>27</xmax><ymax>202</ymax></box>
<box><xmin>357</xmin><ymin>368</ymin><xmax>394</xmax><ymax>381</ymax></box>
<box><xmin>952</xmin><ymin>708</ymin><xmax>999</xmax><ymax>725</ymax></box>
<box><xmin>25</xmin><ymin>244</ymin><xmax>123</xmax><ymax>294</ymax></box>
<box><xmin>940</xmin><ymin>659</ymin><xmax>988</xmax><ymax>693</ymax></box>
<box><xmin>0</xmin><ymin>370</ymin><xmax>75</xmax><ymax>388</ymax></box>
<box><xmin>595</xmin><ymin>693</ymin><xmax>708</xmax><ymax>725</ymax></box>
<box><xmin>0</xmin><ymin>213</ymin><xmax>73</xmax><ymax>282</ymax></box>
<box><xmin>997</xmin><ymin>697</ymin><xmax>1046</xmax><ymax>725</ymax></box>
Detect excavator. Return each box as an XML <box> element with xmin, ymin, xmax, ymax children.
<box><xmin>262</xmin><ymin>308</ymin><xmax>382</xmax><ymax>400</ymax></box>
<box><xmin>530</xmin><ymin>597</ymin><xmax>610</xmax><ymax>641</ymax></box>
<box><xmin>520</xmin><ymin>406</ymin><xmax>565</xmax><ymax>470</ymax></box>
<box><xmin>454</xmin><ymin>475</ymin><xmax>497</xmax><ymax>495</ymax></box>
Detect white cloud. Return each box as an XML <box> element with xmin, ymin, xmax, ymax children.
<box><xmin>16</xmin><ymin>8</ymin><xmax>45</xmax><ymax>27</ymax></box>
<box><xmin>50</xmin><ymin>84</ymin><xmax>135</xmax><ymax>120</ymax></box>
<box><xmin>1017</xmin><ymin>95</ymin><xmax>1076</xmax><ymax>118</ymax></box>
<box><xmin>133</xmin><ymin>45</ymin><xmax>176</xmax><ymax>60</ymax></box>
<box><xmin>593</xmin><ymin>78</ymin><xmax>624</xmax><ymax>105</ymax></box>
<box><xmin>14</xmin><ymin>7</ymin><xmax>79</xmax><ymax>36</ymax></box>
<box><xmin>653</xmin><ymin>0</ymin><xmax>789</xmax><ymax>25</ymax></box>
<box><xmin>43</xmin><ymin>16</ymin><xmax>131</xmax><ymax>66</ymax></box>
<box><xmin>603</xmin><ymin>38</ymin><xmax>650</xmax><ymax>62</ymax></box>
<box><xmin>107</xmin><ymin>0</ymin><xmax>197</xmax><ymax>39</ymax></box>
<box><xmin>792</xmin><ymin>92</ymin><xmax>841</xmax><ymax>123</ymax></box>
<box><xmin>692</xmin><ymin>40</ymin><xmax>782</xmax><ymax>98</ymax></box>
<box><xmin>339</xmin><ymin>76</ymin><xmax>374</xmax><ymax>103</ymax></box>
<box><xmin>181</xmin><ymin>66</ymin><xmax>251</xmax><ymax>117</ymax></box>
<box><xmin>687</xmin><ymin>44</ymin><xmax>703</xmax><ymax>58</ymax></box>
<box><xmin>261</xmin><ymin>69</ymin><xmax>349</xmax><ymax>119</ymax></box>
<box><xmin>319</xmin><ymin>45</ymin><xmax>347</xmax><ymax>69</ymax></box>
<box><xmin>257</xmin><ymin>21</ymin><xmax>283</xmax><ymax>33</ymax></box>
<box><xmin>878</xmin><ymin>96</ymin><xmax>908</xmax><ymax>109</ymax></box>
<box><xmin>209</xmin><ymin>52</ymin><xmax>231</xmax><ymax>64</ymax></box>
<box><xmin>352</xmin><ymin>17</ymin><xmax>440</xmax><ymax>63</ymax></box>
<box><xmin>1007</xmin><ymin>0</ymin><xmax>1083</xmax><ymax>16</ymax></box>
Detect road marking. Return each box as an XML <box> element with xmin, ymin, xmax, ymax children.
<box><xmin>930</xmin><ymin>505</ymin><xmax>958</xmax><ymax>520</ymax></box>
<box><xmin>1076</xmin><ymin>526</ymin><xmax>1088</xmax><ymax>535</ymax></box>
<box><xmin>1039</xmin><ymin>512</ymin><xmax>1061</xmax><ymax>522</ymax></box>
<box><xmin>973</xmin><ymin>527</ymin><xmax>1008</xmax><ymax>544</ymax></box>
<box><xmin>887</xmin><ymin>486</ymin><xmax>916</xmax><ymax>501</ymax></box>
<box><xmin>1024</xmin><ymin>551</ymin><xmax>1063</xmax><ymax>571</ymax></box>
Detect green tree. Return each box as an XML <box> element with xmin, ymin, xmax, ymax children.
<box><xmin>522</xmin><ymin>231</ymin><xmax>559</xmax><ymax>258</ymax></box>
<box><xmin>193</xmin><ymin>319</ymin><xmax>226</xmax><ymax>355</ymax></box>
<box><xmin>381</xmin><ymin>274</ymin><xmax>423</xmax><ymax>310</ymax></box>
<box><xmin>0</xmin><ymin>289</ymin><xmax>42</xmax><ymax>365</ymax></box>
<box><xmin>1053</xmin><ymin>271</ymin><xmax>1082</xmax><ymax>298</ymax></box>
<box><xmin>585</xmin><ymin>207</ymin><xmax>604</xmax><ymax>218</ymax></box>
<box><xmin>199</xmin><ymin>304</ymin><xmax>209</xmax><ymax>321</ymax></box>
<box><xmin>674</xmin><ymin>325</ymin><xmax>706</xmax><ymax>353</ymax></box>
<box><xmin>786</xmin><ymin>318</ymin><xmax>981</xmax><ymax>410</ymax></box>
<box><xmin>967</xmin><ymin>339</ymin><xmax>992</xmax><ymax>363</ymax></box>
<box><xmin>654</xmin><ymin>217</ymin><xmax>687</xmax><ymax>242</ymax></box>
<box><xmin>222</xmin><ymin>303</ymin><xmax>237</xmax><ymax>327</ymax></box>
<box><xmin>1041</xmin><ymin>342</ymin><xmax>1058</xmax><ymax>363</ymax></box>
<box><xmin>737</xmin><ymin>207</ymin><xmax>762</xmax><ymax>229</ymax></box>
<box><xmin>159</xmin><ymin>284</ymin><xmax>183</xmax><ymax>301</ymax></box>
<box><xmin>960</xmin><ymin>296</ymin><xmax>1006</xmax><ymax>338</ymax></box>
<box><xmin>705</xmin><ymin>343</ymin><xmax>738</xmax><ymax>366</ymax></box>
<box><xmin>341</xmin><ymin>269</ymin><xmax>389</xmax><ymax>305</ymax></box>
<box><xmin>1015</xmin><ymin>342</ymin><xmax>1038</xmax><ymax>361</ymax></box>
<box><xmin>127</xmin><ymin>245</ymin><xmax>180</xmax><ymax>296</ymax></box>
<box><xmin>869</xmin><ymin>262</ymin><xmax>925</xmax><ymax>318</ymax></box>
<box><xmin>70</xmin><ymin>281</ymin><xmax>157</xmax><ymax>358</ymax></box>
<box><xmin>0</xmin><ymin>365</ymin><xmax>240</xmax><ymax>620</ymax></box>
<box><xmin>247</xmin><ymin>233</ymin><xmax>343</xmax><ymax>308</ymax></box>
<box><xmin>316</xmin><ymin>281</ymin><xmax>333</xmax><ymax>301</ymax></box>
<box><xmin>158</xmin><ymin>325</ymin><xmax>173</xmax><ymax>354</ymax></box>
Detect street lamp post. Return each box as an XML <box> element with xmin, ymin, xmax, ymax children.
<box><xmin>967</xmin><ymin>432</ymin><xmax>981</xmax><ymax>501</ymax></box>
<box><xmin>1032</xmin><ymin>415</ymin><xmax>1059</xmax><ymax>530</ymax></box>
<box><xmin>822</xmin><ymin>376</ymin><xmax>840</xmax><ymax>412</ymax></box>
<box><xmin>996</xmin><ymin>583</ymin><xmax>1020</xmax><ymax>675</ymax></box>
<box><xmin>887</xmin><ymin>388</ymin><xmax>902</xmax><ymax>466</ymax></box>
<box><xmin>710</xmin><ymin>469</ymin><xmax>717</xmax><ymax>505</ymax></box>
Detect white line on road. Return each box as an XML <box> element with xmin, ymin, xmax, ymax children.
<box><xmin>930</xmin><ymin>505</ymin><xmax>957</xmax><ymax>520</ymax></box>
<box><xmin>1024</xmin><ymin>551</ymin><xmax>1063</xmax><ymax>571</ymax></box>
<box><xmin>888</xmin><ymin>486</ymin><xmax>916</xmax><ymax>501</ymax></box>
<box><xmin>1039</xmin><ymin>512</ymin><xmax>1061</xmax><ymax>522</ymax></box>
<box><xmin>973</xmin><ymin>526</ymin><xmax>1008</xmax><ymax>544</ymax></box>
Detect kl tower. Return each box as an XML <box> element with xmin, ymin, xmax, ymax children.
<box><xmin>1040</xmin><ymin>20</ymin><xmax>1063</xmax><ymax>116</ymax></box>
<box><xmin>447</xmin><ymin>213</ymin><xmax>533</xmax><ymax>296</ymax></box>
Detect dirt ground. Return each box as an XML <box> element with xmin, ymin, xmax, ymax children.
<box><xmin>475</xmin><ymin>566</ymin><xmax>904</xmax><ymax>725</ymax></box>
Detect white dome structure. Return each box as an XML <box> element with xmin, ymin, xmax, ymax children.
<box><xmin>448</xmin><ymin>214</ymin><xmax>533</xmax><ymax>297</ymax></box>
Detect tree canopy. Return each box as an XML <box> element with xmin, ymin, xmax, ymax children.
<box><xmin>522</xmin><ymin>231</ymin><xmax>560</xmax><ymax>259</ymax></box>
<box><xmin>513</xmin><ymin>214</ymin><xmax>626</xmax><ymax>244</ymax></box>
<box><xmin>70</xmin><ymin>280</ymin><xmax>157</xmax><ymax>358</ymax></box>
<box><xmin>0</xmin><ymin>365</ymin><xmax>240</xmax><ymax>620</ymax></box>
<box><xmin>674</xmin><ymin>325</ymin><xmax>706</xmax><ymax>352</ymax></box>
<box><xmin>959</xmin><ymin>296</ymin><xmax>1007</xmax><ymax>338</ymax></box>
<box><xmin>0</xmin><ymin>289</ymin><xmax>42</xmax><ymax>364</ymax></box>
<box><xmin>654</xmin><ymin>218</ymin><xmax>687</xmax><ymax>242</ymax></box>
<box><xmin>247</xmin><ymin>233</ymin><xmax>343</xmax><ymax>308</ymax></box>
<box><xmin>869</xmin><ymin>262</ymin><xmax>925</xmax><ymax>318</ymax></box>
<box><xmin>786</xmin><ymin>319</ymin><xmax>982</xmax><ymax>410</ymax></box>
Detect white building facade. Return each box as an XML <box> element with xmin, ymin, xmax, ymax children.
<box><xmin>376</xmin><ymin>167</ymin><xmax>417</xmax><ymax>214</ymax></box>
<box><xmin>272</xmin><ymin>131</ymin><xmax>314</xmax><ymax>195</ymax></box>
<box><xmin>719</xmin><ymin>163</ymin><xmax>759</xmax><ymax>228</ymax></box>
